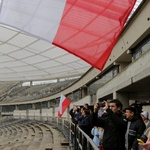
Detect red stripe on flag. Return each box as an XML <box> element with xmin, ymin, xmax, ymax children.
<box><xmin>53</xmin><ymin>0</ymin><xmax>136</xmax><ymax>70</ymax></box>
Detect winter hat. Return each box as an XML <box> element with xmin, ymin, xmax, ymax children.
<box><xmin>141</xmin><ymin>111</ymin><xmax>149</xmax><ymax>119</ymax></box>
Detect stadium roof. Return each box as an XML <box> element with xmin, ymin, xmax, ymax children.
<box><xmin>0</xmin><ymin>0</ymin><xmax>142</xmax><ymax>82</ymax></box>
<box><xmin>0</xmin><ymin>25</ymin><xmax>91</xmax><ymax>81</ymax></box>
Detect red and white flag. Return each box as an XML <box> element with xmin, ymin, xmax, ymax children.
<box><xmin>58</xmin><ymin>94</ymin><xmax>71</xmax><ymax>117</ymax></box>
<box><xmin>0</xmin><ymin>0</ymin><xmax>136</xmax><ymax>70</ymax></box>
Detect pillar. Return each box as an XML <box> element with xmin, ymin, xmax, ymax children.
<box><xmin>113</xmin><ymin>91</ymin><xmax>129</xmax><ymax>109</ymax></box>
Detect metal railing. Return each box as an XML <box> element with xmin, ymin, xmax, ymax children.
<box><xmin>45</xmin><ymin>117</ymin><xmax>99</xmax><ymax>150</ymax></box>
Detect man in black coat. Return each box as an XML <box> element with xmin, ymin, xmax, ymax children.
<box><xmin>124</xmin><ymin>107</ymin><xmax>146</xmax><ymax>150</ymax></box>
<box><xmin>97</xmin><ymin>99</ymin><xmax>127</xmax><ymax>150</ymax></box>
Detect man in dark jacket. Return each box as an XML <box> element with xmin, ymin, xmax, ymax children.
<box><xmin>97</xmin><ymin>99</ymin><xmax>127</xmax><ymax>150</ymax></box>
<box><xmin>124</xmin><ymin>107</ymin><xmax>146</xmax><ymax>150</ymax></box>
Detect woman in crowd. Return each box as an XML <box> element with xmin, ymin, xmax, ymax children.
<box><xmin>141</xmin><ymin>111</ymin><xmax>150</xmax><ymax>131</ymax></box>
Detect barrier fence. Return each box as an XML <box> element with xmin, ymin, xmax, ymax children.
<box><xmin>41</xmin><ymin>116</ymin><xmax>99</xmax><ymax>150</ymax></box>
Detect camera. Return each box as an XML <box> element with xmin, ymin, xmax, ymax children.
<box><xmin>98</xmin><ymin>98</ymin><xmax>107</xmax><ymax>107</ymax></box>
<box><xmin>99</xmin><ymin>102</ymin><xmax>105</xmax><ymax>107</ymax></box>
<box><xmin>130</xmin><ymin>100</ymin><xmax>150</xmax><ymax>113</ymax></box>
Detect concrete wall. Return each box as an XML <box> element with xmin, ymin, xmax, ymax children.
<box><xmin>97</xmin><ymin>49</ymin><xmax>150</xmax><ymax>106</ymax></box>
<box><xmin>12</xmin><ymin>96</ymin><xmax>91</xmax><ymax>119</ymax></box>
<box><xmin>69</xmin><ymin>95</ymin><xmax>91</xmax><ymax>109</ymax></box>
<box><xmin>13</xmin><ymin>110</ymin><xmax>26</xmax><ymax>119</ymax></box>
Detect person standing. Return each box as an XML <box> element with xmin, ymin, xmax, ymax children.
<box><xmin>140</xmin><ymin>111</ymin><xmax>150</xmax><ymax>145</ymax></box>
<box><xmin>69</xmin><ymin>106</ymin><xmax>80</xmax><ymax>125</ymax></box>
<box><xmin>78</xmin><ymin>109</ymin><xmax>91</xmax><ymax>137</ymax></box>
<box><xmin>141</xmin><ymin>111</ymin><xmax>150</xmax><ymax>131</ymax></box>
<box><xmin>97</xmin><ymin>99</ymin><xmax>127</xmax><ymax>150</ymax></box>
<box><xmin>124</xmin><ymin>107</ymin><xmax>146</xmax><ymax>150</ymax></box>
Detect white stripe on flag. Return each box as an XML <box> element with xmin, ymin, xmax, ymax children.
<box><xmin>0</xmin><ymin>0</ymin><xmax>66</xmax><ymax>42</ymax></box>
<box><xmin>59</xmin><ymin>94</ymin><xmax>64</xmax><ymax>115</ymax></box>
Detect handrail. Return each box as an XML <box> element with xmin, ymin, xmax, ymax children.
<box><xmin>75</xmin><ymin>126</ymin><xmax>99</xmax><ymax>150</ymax></box>
<box><xmin>44</xmin><ymin>117</ymin><xmax>99</xmax><ymax>150</ymax></box>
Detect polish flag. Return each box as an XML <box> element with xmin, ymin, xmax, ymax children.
<box><xmin>0</xmin><ymin>0</ymin><xmax>136</xmax><ymax>70</ymax></box>
<box><xmin>58</xmin><ymin>94</ymin><xmax>71</xmax><ymax>117</ymax></box>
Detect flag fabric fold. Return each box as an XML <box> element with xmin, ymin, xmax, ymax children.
<box><xmin>58</xmin><ymin>94</ymin><xmax>71</xmax><ymax>117</ymax></box>
<box><xmin>0</xmin><ymin>0</ymin><xmax>136</xmax><ymax>70</ymax></box>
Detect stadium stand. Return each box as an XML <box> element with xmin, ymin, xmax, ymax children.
<box><xmin>0</xmin><ymin>0</ymin><xmax>149</xmax><ymax>150</ymax></box>
<box><xmin>0</xmin><ymin>79</ymin><xmax>77</xmax><ymax>103</ymax></box>
<box><xmin>0</xmin><ymin>118</ymin><xmax>72</xmax><ymax>150</ymax></box>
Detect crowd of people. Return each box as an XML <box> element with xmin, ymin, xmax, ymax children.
<box><xmin>69</xmin><ymin>99</ymin><xmax>150</xmax><ymax>150</ymax></box>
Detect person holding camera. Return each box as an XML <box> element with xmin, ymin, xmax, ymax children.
<box><xmin>69</xmin><ymin>106</ymin><xmax>80</xmax><ymax>125</ymax></box>
<box><xmin>98</xmin><ymin>99</ymin><xmax>108</xmax><ymax>118</ymax></box>
<box><xmin>97</xmin><ymin>99</ymin><xmax>127</xmax><ymax>150</ymax></box>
